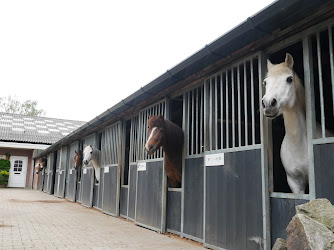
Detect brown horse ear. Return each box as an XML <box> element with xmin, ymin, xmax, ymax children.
<box><xmin>159</xmin><ymin>115</ymin><xmax>164</xmax><ymax>119</ymax></box>
<box><xmin>285</xmin><ymin>53</ymin><xmax>294</xmax><ymax>69</ymax></box>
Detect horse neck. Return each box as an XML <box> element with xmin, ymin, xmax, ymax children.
<box><xmin>282</xmin><ymin>75</ymin><xmax>306</xmax><ymax>141</ymax></box>
<box><xmin>162</xmin><ymin>120</ymin><xmax>183</xmax><ymax>157</ymax></box>
<box><xmin>91</xmin><ymin>148</ymin><xmax>101</xmax><ymax>168</ymax></box>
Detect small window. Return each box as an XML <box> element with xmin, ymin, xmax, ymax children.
<box><xmin>14</xmin><ymin>160</ymin><xmax>23</xmax><ymax>172</ymax></box>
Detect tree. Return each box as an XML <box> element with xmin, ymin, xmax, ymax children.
<box><xmin>0</xmin><ymin>96</ymin><xmax>46</xmax><ymax>116</ymax></box>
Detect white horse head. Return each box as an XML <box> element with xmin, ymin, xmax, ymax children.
<box><xmin>262</xmin><ymin>53</ymin><xmax>304</xmax><ymax>118</ymax></box>
<box><xmin>83</xmin><ymin>145</ymin><xmax>93</xmax><ymax>165</ymax></box>
<box><xmin>82</xmin><ymin>145</ymin><xmax>101</xmax><ymax>182</ymax></box>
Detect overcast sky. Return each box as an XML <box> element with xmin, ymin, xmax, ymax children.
<box><xmin>0</xmin><ymin>0</ymin><xmax>274</xmax><ymax>122</ymax></box>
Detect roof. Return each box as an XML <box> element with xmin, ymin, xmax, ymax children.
<box><xmin>0</xmin><ymin>112</ymin><xmax>85</xmax><ymax>144</ymax></box>
<box><xmin>36</xmin><ymin>0</ymin><xmax>334</xmax><ymax>158</ymax></box>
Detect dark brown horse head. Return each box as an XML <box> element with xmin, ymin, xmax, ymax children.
<box><xmin>74</xmin><ymin>150</ymin><xmax>83</xmax><ymax>170</ymax></box>
<box><xmin>40</xmin><ymin>158</ymin><xmax>47</xmax><ymax>169</ymax></box>
<box><xmin>145</xmin><ymin>115</ymin><xmax>165</xmax><ymax>155</ymax></box>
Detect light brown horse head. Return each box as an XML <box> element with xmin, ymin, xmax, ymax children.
<box><xmin>74</xmin><ymin>150</ymin><xmax>83</xmax><ymax>170</ymax></box>
<box><xmin>262</xmin><ymin>53</ymin><xmax>303</xmax><ymax>118</ymax></box>
<box><xmin>35</xmin><ymin>162</ymin><xmax>42</xmax><ymax>174</ymax></box>
<box><xmin>145</xmin><ymin>115</ymin><xmax>165</xmax><ymax>155</ymax></box>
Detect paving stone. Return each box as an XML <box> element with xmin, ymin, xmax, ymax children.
<box><xmin>0</xmin><ymin>189</ymin><xmax>203</xmax><ymax>249</ymax></box>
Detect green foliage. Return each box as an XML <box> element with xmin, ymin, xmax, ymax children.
<box><xmin>0</xmin><ymin>171</ymin><xmax>9</xmax><ymax>186</ymax></box>
<box><xmin>0</xmin><ymin>159</ymin><xmax>10</xmax><ymax>172</ymax></box>
<box><xmin>0</xmin><ymin>95</ymin><xmax>46</xmax><ymax>116</ymax></box>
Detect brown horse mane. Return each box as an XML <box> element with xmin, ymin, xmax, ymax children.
<box><xmin>163</xmin><ymin>119</ymin><xmax>184</xmax><ymax>153</ymax></box>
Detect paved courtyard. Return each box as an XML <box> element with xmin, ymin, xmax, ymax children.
<box><xmin>0</xmin><ymin>188</ymin><xmax>203</xmax><ymax>250</ymax></box>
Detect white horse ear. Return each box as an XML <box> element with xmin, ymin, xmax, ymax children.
<box><xmin>267</xmin><ymin>59</ymin><xmax>274</xmax><ymax>71</ymax></box>
<box><xmin>285</xmin><ymin>53</ymin><xmax>294</xmax><ymax>69</ymax></box>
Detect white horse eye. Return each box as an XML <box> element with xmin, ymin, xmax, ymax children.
<box><xmin>286</xmin><ymin>76</ymin><xmax>293</xmax><ymax>84</ymax></box>
<box><xmin>90</xmin><ymin>152</ymin><xmax>92</xmax><ymax>154</ymax></box>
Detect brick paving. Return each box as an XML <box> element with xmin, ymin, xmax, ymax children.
<box><xmin>0</xmin><ymin>188</ymin><xmax>203</xmax><ymax>250</ymax></box>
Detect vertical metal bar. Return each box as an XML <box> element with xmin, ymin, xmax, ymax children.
<box><xmin>329</xmin><ymin>26</ymin><xmax>334</xmax><ymax>130</ymax></box>
<box><xmin>232</xmin><ymin>68</ymin><xmax>235</xmax><ymax>148</ymax></box>
<box><xmin>220</xmin><ymin>72</ymin><xmax>224</xmax><ymax>149</ymax></box>
<box><xmin>303</xmin><ymin>36</ymin><xmax>316</xmax><ymax>200</ymax></box>
<box><xmin>209</xmin><ymin>78</ymin><xmax>213</xmax><ymax>151</ymax></box>
<box><xmin>237</xmin><ymin>65</ymin><xmax>241</xmax><ymax>147</ymax></box>
<box><xmin>226</xmin><ymin>71</ymin><xmax>229</xmax><ymax>148</ymax></box>
<box><xmin>244</xmin><ymin>61</ymin><xmax>248</xmax><ymax>146</ymax></box>
<box><xmin>187</xmin><ymin>91</ymin><xmax>191</xmax><ymax>155</ymax></box>
<box><xmin>258</xmin><ymin>51</ymin><xmax>271</xmax><ymax>250</ymax></box>
<box><xmin>191</xmin><ymin>90</ymin><xmax>195</xmax><ymax>155</ymax></box>
<box><xmin>316</xmin><ymin>32</ymin><xmax>326</xmax><ymax>138</ymax></box>
<box><xmin>181</xmin><ymin>93</ymin><xmax>186</xmax><ymax>237</ymax></box>
<box><xmin>196</xmin><ymin>88</ymin><xmax>199</xmax><ymax>154</ymax></box>
<box><xmin>204</xmin><ymin>80</ymin><xmax>210</xmax><ymax>152</ymax></box>
<box><xmin>215</xmin><ymin>75</ymin><xmax>218</xmax><ymax>150</ymax></box>
<box><xmin>200</xmin><ymin>86</ymin><xmax>204</xmax><ymax>153</ymax></box>
<box><xmin>251</xmin><ymin>59</ymin><xmax>255</xmax><ymax>145</ymax></box>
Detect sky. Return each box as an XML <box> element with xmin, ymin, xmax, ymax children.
<box><xmin>0</xmin><ymin>0</ymin><xmax>274</xmax><ymax>122</ymax></box>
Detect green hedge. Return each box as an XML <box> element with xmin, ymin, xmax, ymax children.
<box><xmin>0</xmin><ymin>159</ymin><xmax>10</xmax><ymax>172</ymax></box>
<box><xmin>0</xmin><ymin>171</ymin><xmax>9</xmax><ymax>186</ymax></box>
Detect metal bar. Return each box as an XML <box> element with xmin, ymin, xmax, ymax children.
<box><xmin>303</xmin><ymin>36</ymin><xmax>316</xmax><ymax>200</ymax></box>
<box><xmin>200</xmin><ymin>85</ymin><xmax>204</xmax><ymax>153</ymax></box>
<box><xmin>244</xmin><ymin>61</ymin><xmax>248</xmax><ymax>146</ymax></box>
<box><xmin>259</xmin><ymin>51</ymin><xmax>270</xmax><ymax>250</ymax></box>
<box><xmin>220</xmin><ymin>72</ymin><xmax>224</xmax><ymax>149</ymax></box>
<box><xmin>215</xmin><ymin>75</ymin><xmax>218</xmax><ymax>150</ymax></box>
<box><xmin>226</xmin><ymin>71</ymin><xmax>229</xmax><ymax>148</ymax></box>
<box><xmin>316</xmin><ymin>32</ymin><xmax>326</xmax><ymax>138</ymax></box>
<box><xmin>251</xmin><ymin>59</ymin><xmax>255</xmax><ymax>145</ymax></box>
<box><xmin>181</xmin><ymin>92</ymin><xmax>186</xmax><ymax>237</ymax></box>
<box><xmin>270</xmin><ymin>192</ymin><xmax>309</xmax><ymax>200</ymax></box>
<box><xmin>191</xmin><ymin>90</ymin><xmax>195</xmax><ymax>155</ymax></box>
<box><xmin>237</xmin><ymin>65</ymin><xmax>241</xmax><ymax>147</ymax></box>
<box><xmin>232</xmin><ymin>68</ymin><xmax>235</xmax><ymax>148</ymax></box>
<box><xmin>209</xmin><ymin>79</ymin><xmax>213</xmax><ymax>151</ymax></box>
<box><xmin>204</xmin><ymin>80</ymin><xmax>209</xmax><ymax>152</ymax></box>
<box><xmin>196</xmin><ymin>88</ymin><xmax>199</xmax><ymax>154</ymax></box>
<box><xmin>187</xmin><ymin>91</ymin><xmax>191</xmax><ymax>155</ymax></box>
<box><xmin>329</xmin><ymin>26</ymin><xmax>334</xmax><ymax>130</ymax></box>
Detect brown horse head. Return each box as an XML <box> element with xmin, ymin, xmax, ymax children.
<box><xmin>35</xmin><ymin>162</ymin><xmax>42</xmax><ymax>174</ymax></box>
<box><xmin>40</xmin><ymin>158</ymin><xmax>47</xmax><ymax>169</ymax></box>
<box><xmin>145</xmin><ymin>115</ymin><xmax>165</xmax><ymax>155</ymax></box>
<box><xmin>74</xmin><ymin>150</ymin><xmax>83</xmax><ymax>170</ymax></box>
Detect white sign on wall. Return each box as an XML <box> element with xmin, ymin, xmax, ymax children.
<box><xmin>83</xmin><ymin>168</ymin><xmax>87</xmax><ymax>174</ymax></box>
<box><xmin>70</xmin><ymin>169</ymin><xmax>73</xmax><ymax>175</ymax></box>
<box><xmin>104</xmin><ymin>167</ymin><xmax>109</xmax><ymax>173</ymax></box>
<box><xmin>137</xmin><ymin>162</ymin><xmax>146</xmax><ymax>171</ymax></box>
<box><xmin>205</xmin><ymin>153</ymin><xmax>225</xmax><ymax>167</ymax></box>
<box><xmin>0</xmin><ymin>155</ymin><xmax>6</xmax><ymax>160</ymax></box>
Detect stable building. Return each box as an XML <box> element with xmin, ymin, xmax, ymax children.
<box><xmin>0</xmin><ymin>112</ymin><xmax>84</xmax><ymax>188</ymax></box>
<box><xmin>35</xmin><ymin>0</ymin><xmax>334</xmax><ymax>249</ymax></box>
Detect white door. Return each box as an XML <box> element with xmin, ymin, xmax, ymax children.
<box><xmin>8</xmin><ymin>156</ymin><xmax>28</xmax><ymax>188</ymax></box>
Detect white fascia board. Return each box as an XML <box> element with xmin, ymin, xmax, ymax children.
<box><xmin>0</xmin><ymin>141</ymin><xmax>50</xmax><ymax>150</ymax></box>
